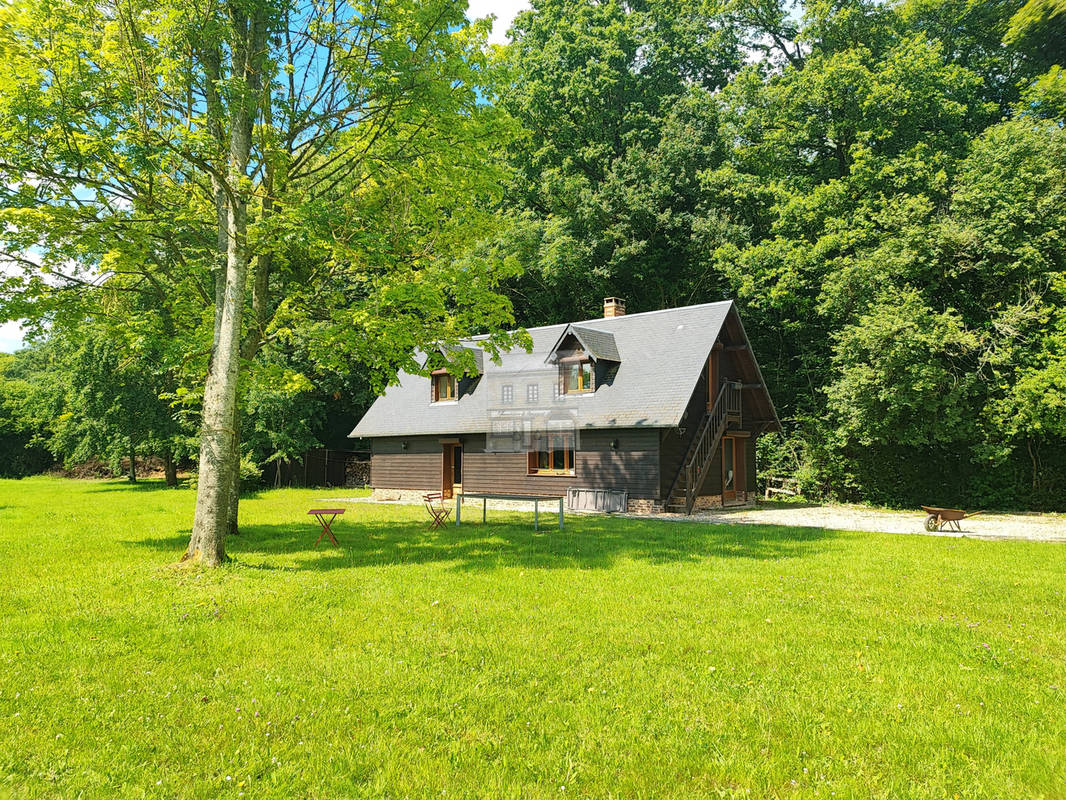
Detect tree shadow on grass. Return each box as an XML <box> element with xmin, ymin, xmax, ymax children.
<box><xmin>85</xmin><ymin>480</ymin><xmax>263</xmax><ymax>501</ymax></box>
<box><xmin>127</xmin><ymin>512</ymin><xmax>844</xmax><ymax>572</ymax></box>
<box><xmin>735</xmin><ymin>500</ymin><xmax>824</xmax><ymax>511</ymax></box>
<box><xmin>83</xmin><ymin>479</ymin><xmax>180</xmax><ymax>493</ymax></box>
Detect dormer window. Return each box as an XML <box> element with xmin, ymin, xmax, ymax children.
<box><xmin>427</xmin><ymin>344</ymin><xmax>483</xmax><ymax>404</ymax></box>
<box><xmin>545</xmin><ymin>324</ymin><xmax>618</xmax><ymax>396</ymax></box>
<box><xmin>432</xmin><ymin>371</ymin><xmax>457</xmax><ymax>402</ymax></box>
<box><xmin>563</xmin><ymin>358</ymin><xmax>593</xmax><ymax>394</ymax></box>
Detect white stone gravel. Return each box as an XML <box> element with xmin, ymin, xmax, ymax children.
<box><xmin>630</xmin><ymin>503</ymin><xmax>1066</xmax><ymax>543</ymax></box>
<box><xmin>326</xmin><ymin>495</ymin><xmax>1066</xmax><ymax>542</ymax></box>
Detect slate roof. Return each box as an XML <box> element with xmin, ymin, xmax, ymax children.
<box><xmin>351</xmin><ymin>300</ymin><xmax>740</xmax><ymax>438</ymax></box>
<box><xmin>545</xmin><ymin>324</ymin><xmax>621</xmax><ymax>363</ymax></box>
<box><xmin>438</xmin><ymin>344</ymin><xmax>484</xmax><ymax>373</ymax></box>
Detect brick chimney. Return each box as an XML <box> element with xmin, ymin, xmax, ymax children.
<box><xmin>603</xmin><ymin>297</ymin><xmax>626</xmax><ymax>318</ymax></box>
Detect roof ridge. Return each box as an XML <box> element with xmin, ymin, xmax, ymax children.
<box><xmin>463</xmin><ymin>299</ymin><xmax>735</xmax><ymax>343</ymax></box>
<box><xmin>541</xmin><ymin>299</ymin><xmax>733</xmax><ymax>331</ymax></box>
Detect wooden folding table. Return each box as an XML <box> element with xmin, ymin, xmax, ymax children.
<box><xmin>308</xmin><ymin>508</ymin><xmax>344</xmax><ymax>547</ymax></box>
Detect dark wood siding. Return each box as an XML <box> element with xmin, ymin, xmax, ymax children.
<box><xmin>659</xmin><ymin>338</ymin><xmax>766</xmax><ymax>499</ymax></box>
<box><xmin>695</xmin><ymin>447</ymin><xmax>723</xmax><ymax>497</ymax></box>
<box><xmin>368</xmin><ymin>428</ymin><xmax>659</xmax><ymax>499</ymax></box>
<box><xmin>371</xmin><ymin>453</ymin><xmax>441</xmax><ymax>491</ymax></box>
<box><xmin>692</xmin><ymin>436</ymin><xmax>758</xmax><ymax>497</ymax></box>
<box><xmin>464</xmin><ymin>453</ymin><xmax>659</xmax><ymax>498</ymax></box>
<box><xmin>463</xmin><ymin>452</ymin><xmax>570</xmax><ymax>496</ymax></box>
<box><xmin>659</xmin><ymin>366</ymin><xmax>710</xmax><ymax>498</ymax></box>
<box><xmin>370</xmin><ymin>435</ymin><xmax>487</xmax><ymax>492</ymax></box>
<box><xmin>464</xmin><ymin>428</ymin><xmax>659</xmax><ymax>498</ymax></box>
<box><xmin>371</xmin><ymin>436</ymin><xmax>440</xmax><ymax>490</ymax></box>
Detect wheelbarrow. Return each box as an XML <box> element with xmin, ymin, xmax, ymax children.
<box><xmin>921</xmin><ymin>505</ymin><xmax>984</xmax><ymax>532</ymax></box>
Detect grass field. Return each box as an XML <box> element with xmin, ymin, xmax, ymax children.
<box><xmin>1</xmin><ymin>477</ymin><xmax>1065</xmax><ymax>799</ymax></box>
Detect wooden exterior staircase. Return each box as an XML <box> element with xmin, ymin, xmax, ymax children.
<box><xmin>664</xmin><ymin>381</ymin><xmax>742</xmax><ymax>514</ymax></box>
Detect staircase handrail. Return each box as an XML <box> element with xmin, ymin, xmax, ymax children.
<box><xmin>664</xmin><ymin>381</ymin><xmax>741</xmax><ymax>511</ymax></box>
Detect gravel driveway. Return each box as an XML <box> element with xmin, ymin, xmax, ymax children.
<box><xmin>636</xmin><ymin>503</ymin><xmax>1066</xmax><ymax>543</ymax></box>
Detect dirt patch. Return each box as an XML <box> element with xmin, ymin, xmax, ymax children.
<box><xmin>46</xmin><ymin>457</ymin><xmax>190</xmax><ymax>482</ymax></box>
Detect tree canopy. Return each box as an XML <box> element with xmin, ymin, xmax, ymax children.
<box><xmin>0</xmin><ymin>0</ymin><xmax>527</xmax><ymax>563</ymax></box>
<box><xmin>493</xmin><ymin>0</ymin><xmax>1066</xmax><ymax>508</ymax></box>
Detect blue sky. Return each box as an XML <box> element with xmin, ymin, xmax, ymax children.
<box><xmin>0</xmin><ymin>321</ymin><xmax>25</xmax><ymax>353</ymax></box>
<box><xmin>468</xmin><ymin>0</ymin><xmax>528</xmax><ymax>44</ymax></box>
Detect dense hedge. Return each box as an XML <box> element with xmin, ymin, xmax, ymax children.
<box><xmin>0</xmin><ymin>434</ymin><xmax>53</xmax><ymax>479</ymax></box>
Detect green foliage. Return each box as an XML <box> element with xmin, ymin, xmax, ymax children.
<box><xmin>2</xmin><ymin>330</ymin><xmax>193</xmax><ymax>480</ymax></box>
<box><xmin>496</xmin><ymin>0</ymin><xmax>744</xmax><ymax>324</ymax></box>
<box><xmin>50</xmin><ymin>332</ymin><xmax>186</xmax><ymax>477</ymax></box>
<box><xmin>827</xmin><ymin>291</ymin><xmax>980</xmax><ymax>447</ymax></box>
<box><xmin>1020</xmin><ymin>65</ymin><xmax>1066</xmax><ymax>120</ymax></box>
<box><xmin>1005</xmin><ymin>0</ymin><xmax>1066</xmax><ymax>42</ymax></box>
<box><xmin>494</xmin><ymin>0</ymin><xmax>1066</xmax><ymax>509</ymax></box>
<box><xmin>0</xmin><ymin>0</ymin><xmax>530</xmax><ymax>512</ymax></box>
<box><xmin>0</xmin><ymin>353</ymin><xmax>52</xmax><ymax>477</ymax></box>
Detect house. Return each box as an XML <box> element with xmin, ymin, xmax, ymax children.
<box><xmin>349</xmin><ymin>298</ymin><xmax>781</xmax><ymax>514</ymax></box>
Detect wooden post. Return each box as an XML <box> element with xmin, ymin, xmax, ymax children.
<box><xmin>708</xmin><ymin>342</ymin><xmax>722</xmax><ymax>411</ymax></box>
<box><xmin>737</xmin><ymin>440</ymin><xmax>747</xmax><ymax>500</ymax></box>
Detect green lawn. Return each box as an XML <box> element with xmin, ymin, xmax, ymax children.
<box><xmin>1</xmin><ymin>478</ymin><xmax>1064</xmax><ymax>799</ymax></box>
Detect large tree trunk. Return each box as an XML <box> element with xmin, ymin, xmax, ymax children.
<box><xmin>184</xmin><ymin>7</ymin><xmax>268</xmax><ymax>566</ymax></box>
<box><xmin>186</xmin><ymin>197</ymin><xmax>248</xmax><ymax>565</ymax></box>
<box><xmin>226</xmin><ymin>147</ymin><xmax>276</xmax><ymax>537</ymax></box>
<box><xmin>128</xmin><ymin>443</ymin><xmax>137</xmax><ymax>483</ymax></box>
<box><xmin>163</xmin><ymin>450</ymin><xmax>178</xmax><ymax>487</ymax></box>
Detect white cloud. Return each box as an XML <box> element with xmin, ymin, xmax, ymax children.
<box><xmin>467</xmin><ymin>0</ymin><xmax>531</xmax><ymax>45</ymax></box>
<box><xmin>0</xmin><ymin>320</ymin><xmax>24</xmax><ymax>353</ymax></box>
<box><xmin>0</xmin><ymin>254</ymin><xmax>38</xmax><ymax>354</ymax></box>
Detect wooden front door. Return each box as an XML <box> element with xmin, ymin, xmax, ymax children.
<box><xmin>722</xmin><ymin>436</ymin><xmax>737</xmax><ymax>503</ymax></box>
<box><xmin>442</xmin><ymin>444</ymin><xmax>462</xmax><ymax>499</ymax></box>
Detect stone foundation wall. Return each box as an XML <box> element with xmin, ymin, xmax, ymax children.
<box><xmin>692</xmin><ymin>494</ymin><xmax>723</xmax><ymax>511</ymax></box>
<box><xmin>370</xmin><ymin>489</ymin><xmax>750</xmax><ymax>515</ymax></box>
<box><xmin>370</xmin><ymin>488</ymin><xmax>429</xmax><ymax>504</ymax></box>
<box><xmin>370</xmin><ymin>489</ymin><xmax>566</xmax><ymax>512</ymax></box>
<box><xmin>626</xmin><ymin>498</ymin><xmax>664</xmax><ymax>514</ymax></box>
<box><xmin>692</xmin><ymin>491</ymin><xmax>749</xmax><ymax>510</ymax></box>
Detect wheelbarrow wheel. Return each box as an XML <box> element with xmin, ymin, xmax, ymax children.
<box><xmin>924</xmin><ymin>514</ymin><xmax>939</xmax><ymax>532</ymax></box>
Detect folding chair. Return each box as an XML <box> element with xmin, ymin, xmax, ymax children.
<box><xmin>423</xmin><ymin>492</ymin><xmax>452</xmax><ymax>530</ymax></box>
